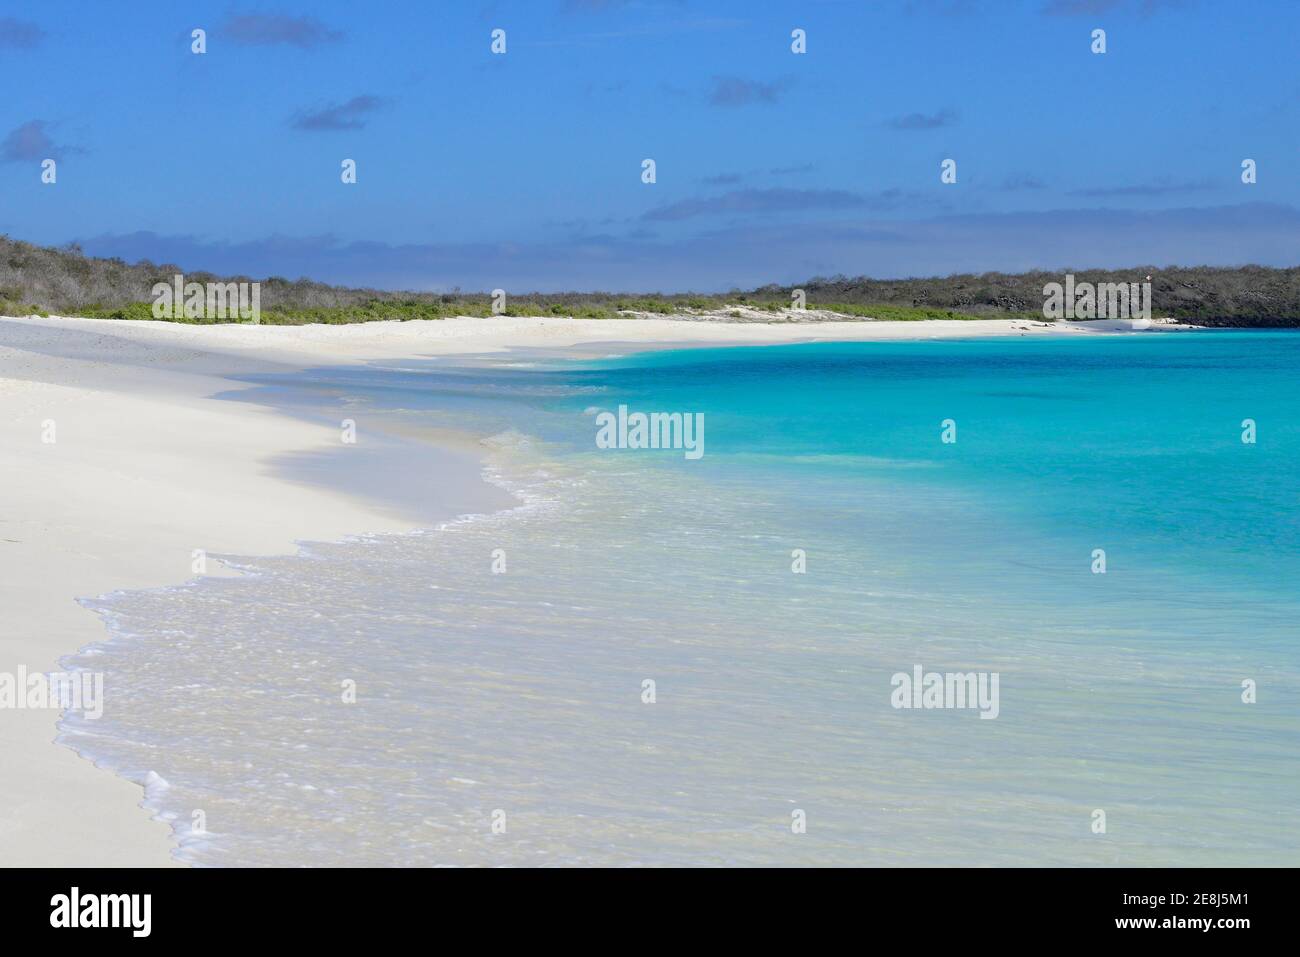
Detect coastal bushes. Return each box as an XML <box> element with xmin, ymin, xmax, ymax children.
<box><xmin>2</xmin><ymin>234</ymin><xmax>1298</xmax><ymax>326</ymax></box>
<box><xmin>789</xmin><ymin>266</ymin><xmax>1300</xmax><ymax>326</ymax></box>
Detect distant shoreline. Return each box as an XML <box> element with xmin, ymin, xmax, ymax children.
<box><xmin>3</xmin><ymin>237</ymin><xmax>1298</xmax><ymax>327</ymax></box>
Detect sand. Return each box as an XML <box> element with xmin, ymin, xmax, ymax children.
<box><xmin>0</xmin><ymin>313</ymin><xmax>1198</xmax><ymax>866</ymax></box>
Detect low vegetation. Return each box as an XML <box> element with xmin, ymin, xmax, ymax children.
<box><xmin>2</xmin><ymin>235</ymin><xmax>1297</xmax><ymax>326</ymax></box>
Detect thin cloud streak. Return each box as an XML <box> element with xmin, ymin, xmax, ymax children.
<box><xmin>643</xmin><ymin>188</ymin><xmax>870</xmax><ymax>221</ymax></box>
<box><xmin>1</xmin><ymin>120</ymin><xmax>76</xmax><ymax>163</ymax></box>
<box><xmin>1069</xmin><ymin>178</ymin><xmax>1215</xmax><ymax>197</ymax></box>
<box><xmin>291</xmin><ymin>96</ymin><xmax>388</xmax><ymax>132</ymax></box>
<box><xmin>0</xmin><ymin>16</ymin><xmax>44</xmax><ymax>48</ymax></box>
<box><xmin>220</xmin><ymin>13</ymin><xmax>343</xmax><ymax>48</ymax></box>
<box><xmin>886</xmin><ymin>108</ymin><xmax>959</xmax><ymax>130</ymax></box>
<box><xmin>708</xmin><ymin>75</ymin><xmax>793</xmax><ymax>107</ymax></box>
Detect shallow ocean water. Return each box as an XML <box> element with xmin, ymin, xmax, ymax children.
<box><xmin>62</xmin><ymin>332</ymin><xmax>1300</xmax><ymax>866</ymax></box>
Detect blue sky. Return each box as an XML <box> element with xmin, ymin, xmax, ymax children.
<box><xmin>1</xmin><ymin>0</ymin><xmax>1297</xmax><ymax>291</ymax></box>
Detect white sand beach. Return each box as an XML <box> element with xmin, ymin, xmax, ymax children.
<box><xmin>0</xmin><ymin>313</ymin><xmax>1198</xmax><ymax>866</ymax></box>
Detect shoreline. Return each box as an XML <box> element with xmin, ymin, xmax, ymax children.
<box><xmin>0</xmin><ymin>313</ymin><xmax>1203</xmax><ymax>866</ymax></box>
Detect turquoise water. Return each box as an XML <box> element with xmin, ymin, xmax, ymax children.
<box><xmin>566</xmin><ymin>334</ymin><xmax>1300</xmax><ymax>582</ymax></box>
<box><xmin>62</xmin><ymin>331</ymin><xmax>1300</xmax><ymax>866</ymax></box>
